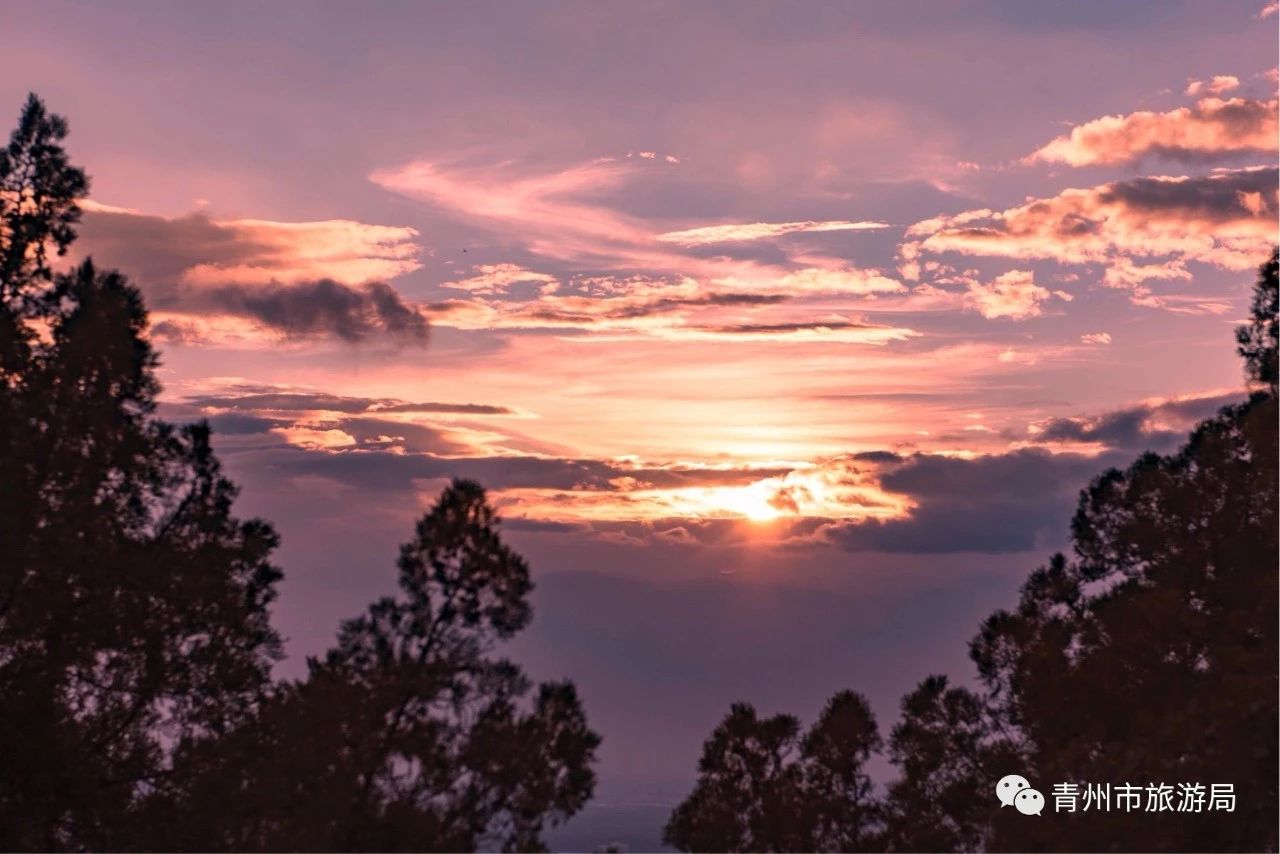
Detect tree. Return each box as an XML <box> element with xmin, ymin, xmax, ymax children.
<box><xmin>668</xmin><ymin>250</ymin><xmax>1278</xmax><ymax>853</ymax></box>
<box><xmin>969</xmin><ymin>253</ymin><xmax>1278</xmax><ymax>852</ymax></box>
<box><xmin>664</xmin><ymin>691</ymin><xmax>881</xmax><ymax>852</ymax></box>
<box><xmin>801</xmin><ymin>692</ymin><xmax>885</xmax><ymax>852</ymax></box>
<box><xmin>0</xmin><ymin>95</ymin><xmax>599</xmax><ymax>852</ymax></box>
<box><xmin>0</xmin><ymin>96</ymin><xmax>284</xmax><ymax>849</ymax></box>
<box><xmin>880</xmin><ymin>676</ymin><xmax>1020</xmax><ymax>853</ymax></box>
<box><xmin>149</xmin><ymin>479</ymin><xmax>600</xmax><ymax>852</ymax></box>
<box><xmin>1238</xmin><ymin>249</ymin><xmax>1278</xmax><ymax>394</ymax></box>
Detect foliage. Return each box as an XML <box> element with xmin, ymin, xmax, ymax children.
<box><xmin>1237</xmin><ymin>249</ymin><xmax>1278</xmax><ymax>394</ymax></box>
<box><xmin>150</xmin><ymin>480</ymin><xmax>600</xmax><ymax>852</ymax></box>
<box><xmin>0</xmin><ymin>95</ymin><xmax>598</xmax><ymax>852</ymax></box>
<box><xmin>0</xmin><ymin>93</ymin><xmax>283</xmax><ymax>851</ymax></box>
<box><xmin>667</xmin><ymin>252</ymin><xmax>1279</xmax><ymax>852</ymax></box>
<box><xmin>664</xmin><ymin>692</ymin><xmax>881</xmax><ymax>852</ymax></box>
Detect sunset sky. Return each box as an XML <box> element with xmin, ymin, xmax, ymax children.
<box><xmin>7</xmin><ymin>1</ymin><xmax>1277</xmax><ymax>847</ymax></box>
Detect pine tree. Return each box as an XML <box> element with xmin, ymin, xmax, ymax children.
<box><xmin>152</xmin><ymin>480</ymin><xmax>600</xmax><ymax>852</ymax></box>
<box><xmin>0</xmin><ymin>95</ymin><xmax>284</xmax><ymax>850</ymax></box>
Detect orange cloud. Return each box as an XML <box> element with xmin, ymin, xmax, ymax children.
<box><xmin>1102</xmin><ymin>257</ymin><xmax>1192</xmax><ymax>289</ymax></box>
<box><xmin>1185</xmin><ymin>75</ymin><xmax>1241</xmax><ymax>96</ymax></box>
<box><xmin>961</xmin><ymin>270</ymin><xmax>1064</xmax><ymax>320</ymax></box>
<box><xmin>763</xmin><ymin>267</ymin><xmax>905</xmax><ymax>297</ymax></box>
<box><xmin>1029</xmin><ymin>95</ymin><xmax>1277</xmax><ymax>166</ymax></box>
<box><xmin>906</xmin><ymin>166</ymin><xmax>1277</xmax><ymax>271</ymax></box>
<box><xmin>76</xmin><ymin>203</ymin><xmax>429</xmax><ymax>346</ymax></box>
<box><xmin>495</xmin><ymin>456</ymin><xmax>913</xmax><ymax>525</ymax></box>
<box><xmin>79</xmin><ymin>201</ymin><xmax>423</xmax><ymax>286</ymax></box>
<box><xmin>180</xmin><ymin>219</ymin><xmax>422</xmax><ymax>285</ymax></box>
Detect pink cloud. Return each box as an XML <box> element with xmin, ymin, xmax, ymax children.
<box><xmin>906</xmin><ymin>166</ymin><xmax>1277</xmax><ymax>271</ymax></box>
<box><xmin>368</xmin><ymin>158</ymin><xmax>653</xmax><ymax>264</ymax></box>
<box><xmin>423</xmin><ymin>277</ymin><xmax>917</xmax><ymax>344</ymax></box>
<box><xmin>370</xmin><ymin>156</ymin><xmax>905</xmax><ymax>299</ymax></box>
<box><xmin>78</xmin><ymin>202</ymin><xmax>422</xmax><ymax>286</ymax></box>
<box><xmin>657</xmin><ymin>220</ymin><xmax>889</xmax><ymax>246</ymax></box>
<box><xmin>1102</xmin><ymin>257</ymin><xmax>1192</xmax><ymax>289</ymax></box>
<box><xmin>721</xmin><ymin>266</ymin><xmax>906</xmax><ymax>297</ymax></box>
<box><xmin>442</xmin><ymin>263</ymin><xmax>559</xmax><ymax>295</ymax></box>
<box><xmin>74</xmin><ymin>204</ymin><xmax>428</xmax><ymax>345</ymax></box>
<box><xmin>1185</xmin><ymin>75</ymin><xmax>1241</xmax><ymax>96</ymax></box>
<box><xmin>181</xmin><ymin>218</ymin><xmax>422</xmax><ymax>285</ymax></box>
<box><xmin>1029</xmin><ymin>94</ymin><xmax>1276</xmax><ymax>166</ymax></box>
<box><xmin>961</xmin><ymin>270</ymin><xmax>1063</xmax><ymax>320</ymax></box>
<box><xmin>370</xmin><ymin>154</ymin><xmax>928</xmax><ymax>345</ymax></box>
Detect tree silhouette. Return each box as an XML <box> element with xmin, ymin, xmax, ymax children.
<box><xmin>0</xmin><ymin>96</ymin><xmax>599</xmax><ymax>852</ymax></box>
<box><xmin>880</xmin><ymin>676</ymin><xmax>1019</xmax><ymax>853</ymax></box>
<box><xmin>664</xmin><ymin>692</ymin><xmax>881</xmax><ymax>852</ymax></box>
<box><xmin>971</xmin><ymin>251</ymin><xmax>1278</xmax><ymax>852</ymax></box>
<box><xmin>0</xmin><ymin>95</ymin><xmax>284</xmax><ymax>850</ymax></box>
<box><xmin>148</xmin><ymin>480</ymin><xmax>600</xmax><ymax>852</ymax></box>
<box><xmin>667</xmin><ymin>252</ymin><xmax>1278</xmax><ymax>853</ymax></box>
<box><xmin>1238</xmin><ymin>250</ymin><xmax>1278</xmax><ymax>394</ymax></box>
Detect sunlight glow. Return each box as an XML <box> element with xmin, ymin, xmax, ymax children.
<box><xmin>485</xmin><ymin>463</ymin><xmax>917</xmax><ymax>530</ymax></box>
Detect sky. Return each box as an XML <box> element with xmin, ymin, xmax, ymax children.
<box><xmin>5</xmin><ymin>1</ymin><xmax>1278</xmax><ymax>848</ymax></box>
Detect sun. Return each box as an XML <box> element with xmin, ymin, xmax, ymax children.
<box><xmin>702</xmin><ymin>482</ymin><xmax>788</xmax><ymax>523</ymax></box>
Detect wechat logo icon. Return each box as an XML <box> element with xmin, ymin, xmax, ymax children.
<box><xmin>997</xmin><ymin>774</ymin><xmax>1044</xmax><ymax>816</ymax></box>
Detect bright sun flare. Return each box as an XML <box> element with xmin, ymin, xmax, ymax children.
<box><xmin>697</xmin><ymin>482</ymin><xmax>789</xmax><ymax>522</ymax></box>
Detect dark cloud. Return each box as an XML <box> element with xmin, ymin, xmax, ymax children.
<box><xmin>851</xmin><ymin>450</ymin><xmax>903</xmax><ymax>464</ymax></box>
<box><xmin>826</xmin><ymin>448</ymin><xmax>1118</xmax><ymax>554</ymax></box>
<box><xmin>217</xmin><ymin>443</ymin><xmax>791</xmax><ymax>495</ymax></box>
<box><xmin>517</xmin><ymin>292</ymin><xmax>788</xmax><ymax>326</ymax></box>
<box><xmin>912</xmin><ymin>166</ymin><xmax>1276</xmax><ymax>269</ymax></box>
<box><xmin>150</xmin><ymin>319</ymin><xmax>208</xmax><ymax>346</ymax></box>
<box><xmin>78</xmin><ymin>210</ymin><xmax>270</xmax><ymax>285</ymax></box>
<box><xmin>1097</xmin><ymin>166</ymin><xmax>1278</xmax><ymax>221</ymax></box>
<box><xmin>1033</xmin><ymin>408</ymin><xmax>1168</xmax><ymax>449</ymax></box>
<box><xmin>187</xmin><ymin>390</ymin><xmax>513</xmax><ymax>416</ymax></box>
<box><xmin>1018</xmin><ymin>391</ymin><xmax>1243</xmax><ymax>453</ymax></box>
<box><xmin>695</xmin><ymin>319</ymin><xmax>875</xmax><ymax>335</ymax></box>
<box><xmin>75</xmin><ymin>207</ymin><xmax>427</xmax><ymax>343</ymax></box>
<box><xmin>695</xmin><ymin>293</ymin><xmax>790</xmax><ymax>307</ymax></box>
<box><xmin>1157</xmin><ymin>392</ymin><xmax>1241</xmax><ymax>421</ymax></box>
<box><xmin>423</xmin><ymin>299</ymin><xmax>482</xmax><ymax>317</ymax></box>
<box><xmin>192</xmin><ymin>279</ymin><xmax>427</xmax><ymax>343</ymax></box>
<box><xmin>196</xmin><ymin>413</ymin><xmax>282</xmax><ymax>435</ymax></box>
<box><xmin>377</xmin><ymin>401</ymin><xmax>513</xmax><ymax>415</ymax></box>
<box><xmin>1031</xmin><ymin>96</ymin><xmax>1278</xmax><ymax>166</ymax></box>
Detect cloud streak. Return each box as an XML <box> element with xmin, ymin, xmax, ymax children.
<box><xmin>657</xmin><ymin>220</ymin><xmax>889</xmax><ymax>246</ymax></box>
<box><xmin>185</xmin><ymin>387</ymin><xmax>515</xmax><ymax>416</ymax></box>
<box><xmin>423</xmin><ymin>273</ymin><xmax>917</xmax><ymax>343</ymax></box>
